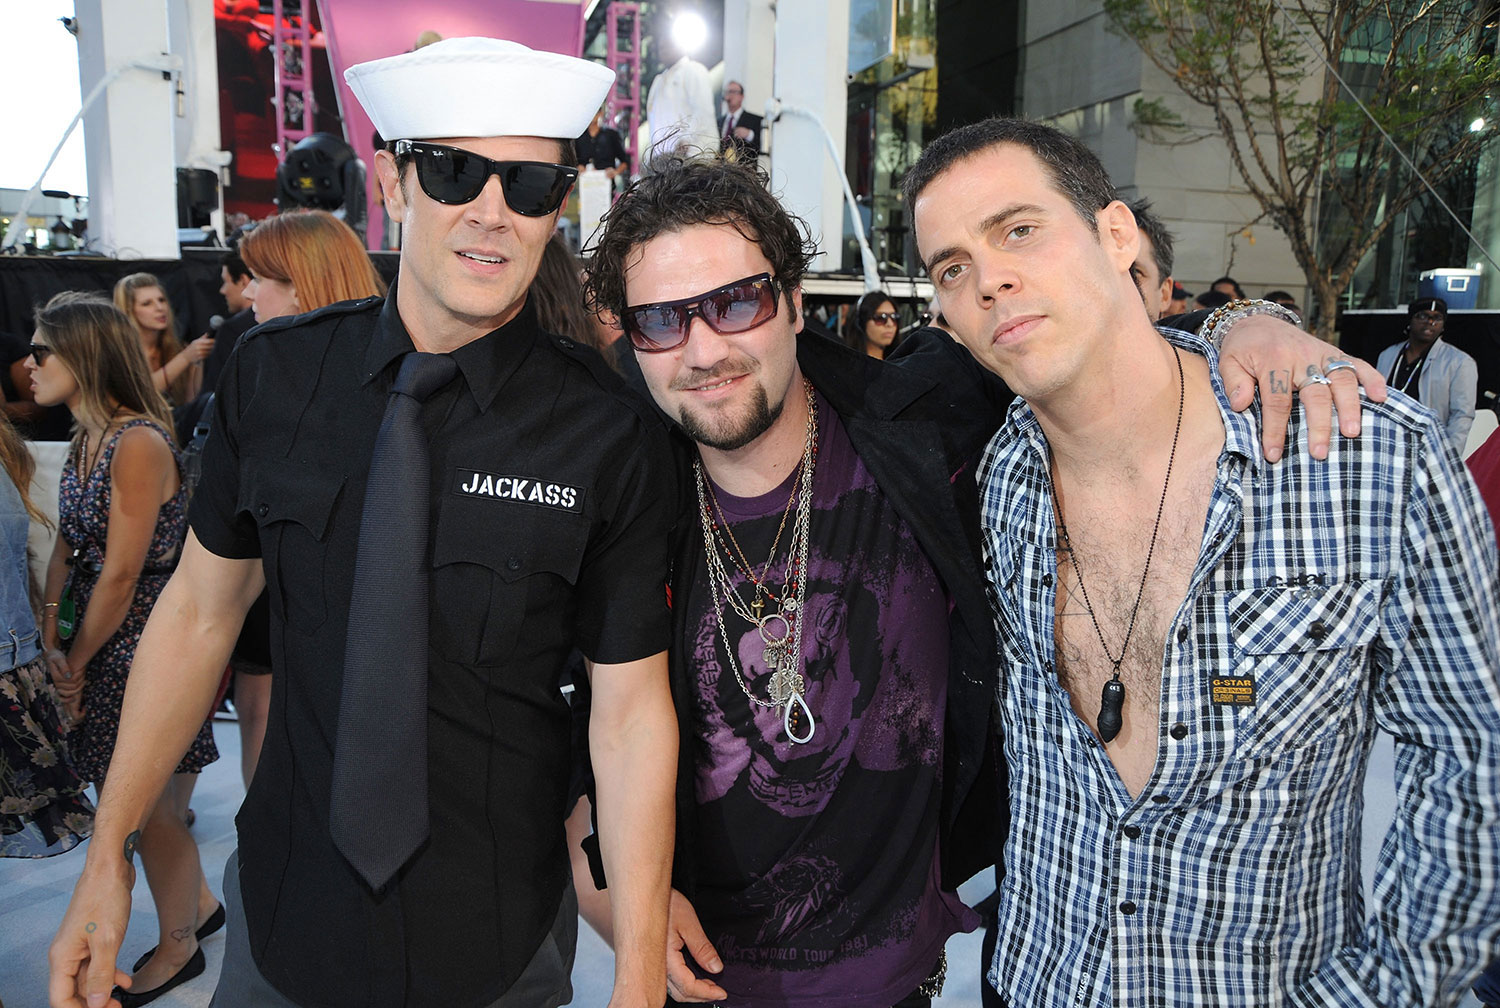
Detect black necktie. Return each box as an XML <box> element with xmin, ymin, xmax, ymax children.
<box><xmin>330</xmin><ymin>350</ymin><xmax>458</xmax><ymax>891</ymax></box>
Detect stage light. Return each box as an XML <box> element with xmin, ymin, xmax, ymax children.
<box><xmin>671</xmin><ymin>11</ymin><xmax>708</xmax><ymax>56</ymax></box>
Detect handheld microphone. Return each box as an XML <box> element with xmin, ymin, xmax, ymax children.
<box><xmin>208</xmin><ymin>314</ymin><xmax>225</xmax><ymax>332</ymax></box>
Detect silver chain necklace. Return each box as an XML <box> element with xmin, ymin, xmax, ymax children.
<box><xmin>694</xmin><ymin>381</ymin><xmax>818</xmax><ymax>743</ymax></box>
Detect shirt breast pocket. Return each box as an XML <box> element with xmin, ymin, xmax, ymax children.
<box><xmin>1220</xmin><ymin>579</ymin><xmax>1384</xmax><ymax>761</ymax></box>
<box><xmin>431</xmin><ymin>498</ymin><xmax>588</xmax><ymax>666</ymax></box>
<box><xmin>242</xmin><ymin>458</ymin><xmax>345</xmax><ymax>633</ymax></box>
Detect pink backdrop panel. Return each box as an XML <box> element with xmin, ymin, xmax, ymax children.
<box><xmin>317</xmin><ymin>0</ymin><xmax>589</xmax><ymax>248</ymax></box>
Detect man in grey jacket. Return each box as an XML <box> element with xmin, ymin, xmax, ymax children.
<box><xmin>1377</xmin><ymin>297</ymin><xmax>1479</xmax><ymax>453</ymax></box>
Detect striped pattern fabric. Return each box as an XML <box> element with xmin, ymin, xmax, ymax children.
<box><xmin>975</xmin><ymin>330</ymin><xmax>1500</xmax><ymax>1007</ymax></box>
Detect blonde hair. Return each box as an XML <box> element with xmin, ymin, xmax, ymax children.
<box><xmin>113</xmin><ymin>272</ymin><xmax>188</xmax><ymax>402</ymax></box>
<box><xmin>239</xmin><ymin>210</ymin><xmax>386</xmax><ymax>312</ymax></box>
<box><xmin>0</xmin><ymin>414</ymin><xmax>48</xmax><ymax>527</ymax></box>
<box><xmin>35</xmin><ymin>292</ymin><xmax>175</xmax><ymax>447</ymax></box>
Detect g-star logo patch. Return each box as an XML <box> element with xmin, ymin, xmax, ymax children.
<box><xmin>1210</xmin><ymin>675</ymin><xmax>1257</xmax><ymax>706</ymax></box>
<box><xmin>454</xmin><ymin>469</ymin><xmax>584</xmax><ymax>512</ymax></box>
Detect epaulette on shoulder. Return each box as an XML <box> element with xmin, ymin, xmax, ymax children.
<box><xmin>543</xmin><ymin>330</ymin><xmax>663</xmax><ymax>429</ymax></box>
<box><xmin>241</xmin><ymin>295</ymin><xmax>383</xmax><ymax>343</ymax></box>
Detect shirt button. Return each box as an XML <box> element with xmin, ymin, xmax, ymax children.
<box><xmin>1041</xmin><ymin>573</ymin><xmax>1053</xmax><ymax>587</ymax></box>
<box><xmin>1170</xmin><ymin>723</ymin><xmax>1189</xmax><ymax>740</ymax></box>
<box><xmin>1120</xmin><ymin>900</ymin><xmax>1137</xmax><ymax>915</ymax></box>
<box><xmin>256</xmin><ymin>503</ymin><xmax>269</xmax><ymax>517</ymax></box>
<box><xmin>1122</xmin><ymin>825</ymin><xmax>1141</xmax><ymax>839</ymax></box>
<box><xmin>1176</xmin><ymin>624</ymin><xmax>1189</xmax><ymax>643</ymax></box>
<box><xmin>1309</xmin><ymin>620</ymin><xmax>1328</xmax><ymax>641</ymax></box>
<box><xmin>505</xmin><ymin>556</ymin><xmax>522</xmax><ymax>571</ymax></box>
<box><xmin>1150</xmin><ymin>793</ymin><xmax>1170</xmax><ymax>804</ymax></box>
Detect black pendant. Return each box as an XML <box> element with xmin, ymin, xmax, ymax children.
<box><xmin>1098</xmin><ymin>677</ymin><xmax>1125</xmax><ymax>743</ymax></box>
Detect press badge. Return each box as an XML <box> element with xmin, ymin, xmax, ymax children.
<box><xmin>1210</xmin><ymin>674</ymin><xmax>1257</xmax><ymax>706</ymax></box>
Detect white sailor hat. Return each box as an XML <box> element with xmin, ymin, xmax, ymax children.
<box><xmin>345</xmin><ymin>37</ymin><xmax>615</xmax><ymax>142</ymax></box>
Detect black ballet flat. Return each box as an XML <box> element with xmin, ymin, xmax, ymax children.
<box><xmin>115</xmin><ymin>945</ymin><xmax>205</xmax><ymax>1007</ymax></box>
<box><xmin>131</xmin><ymin>902</ymin><xmax>224</xmax><ymax>971</ymax></box>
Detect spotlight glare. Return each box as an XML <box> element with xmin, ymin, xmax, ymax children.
<box><xmin>671</xmin><ymin>11</ymin><xmax>708</xmax><ymax>55</ymax></box>
<box><xmin>1471</xmin><ymin>117</ymin><xmax>1486</xmax><ymax>132</ymax></box>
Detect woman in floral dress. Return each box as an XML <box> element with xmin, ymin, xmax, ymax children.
<box><xmin>0</xmin><ymin>413</ymin><xmax>93</xmax><ymax>857</ymax></box>
<box><xmin>29</xmin><ymin>293</ymin><xmax>220</xmax><ymax>1003</ymax></box>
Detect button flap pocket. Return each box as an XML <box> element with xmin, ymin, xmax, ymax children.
<box><xmin>1229</xmin><ymin>579</ymin><xmax>1383</xmax><ymax>656</ymax></box>
<box><xmin>433</xmin><ymin>497</ymin><xmax>586</xmax><ymax>585</ymax></box>
<box><xmin>1219</xmin><ymin>579</ymin><xmax>1383</xmax><ymax>760</ymax></box>
<box><xmin>242</xmin><ymin>457</ymin><xmax>345</xmax><ymax>540</ymax></box>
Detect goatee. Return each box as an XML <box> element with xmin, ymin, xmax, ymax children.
<box><xmin>679</xmin><ymin>383</ymin><xmax>782</xmax><ymax>451</ymax></box>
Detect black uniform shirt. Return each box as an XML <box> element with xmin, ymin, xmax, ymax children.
<box><xmin>190</xmin><ymin>288</ymin><xmax>674</xmax><ymax>1007</ymax></box>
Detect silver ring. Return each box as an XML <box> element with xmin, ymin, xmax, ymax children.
<box><xmin>1324</xmin><ymin>360</ymin><xmax>1357</xmax><ymax>377</ymax></box>
<box><xmin>1302</xmin><ymin>373</ymin><xmax>1332</xmax><ymax>387</ymax></box>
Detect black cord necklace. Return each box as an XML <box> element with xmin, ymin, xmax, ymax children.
<box><xmin>1048</xmin><ymin>344</ymin><xmax>1184</xmax><ymax>744</ymax></box>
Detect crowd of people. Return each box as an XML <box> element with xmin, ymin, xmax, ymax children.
<box><xmin>0</xmin><ymin>33</ymin><xmax>1496</xmax><ymax>1008</ymax></box>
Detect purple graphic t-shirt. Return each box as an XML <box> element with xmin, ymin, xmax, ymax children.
<box><xmin>683</xmin><ymin>396</ymin><xmax>976</xmax><ymax>1007</ymax></box>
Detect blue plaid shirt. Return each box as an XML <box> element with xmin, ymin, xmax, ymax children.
<box><xmin>977</xmin><ymin>330</ymin><xmax>1500</xmax><ymax>1007</ymax></box>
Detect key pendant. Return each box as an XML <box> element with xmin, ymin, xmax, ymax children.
<box><xmin>1098</xmin><ymin>676</ymin><xmax>1125</xmax><ymax>744</ymax></box>
<box><xmin>768</xmin><ymin>664</ymin><xmax>804</xmax><ymax>705</ymax></box>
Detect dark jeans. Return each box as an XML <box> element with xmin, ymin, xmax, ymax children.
<box><xmin>1477</xmin><ymin>955</ymin><xmax>1500</xmax><ymax>1007</ymax></box>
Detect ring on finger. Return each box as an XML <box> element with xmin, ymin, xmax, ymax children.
<box><xmin>1301</xmin><ymin>373</ymin><xmax>1333</xmax><ymax>388</ymax></box>
<box><xmin>1324</xmin><ymin>360</ymin><xmax>1357</xmax><ymax>377</ymax></box>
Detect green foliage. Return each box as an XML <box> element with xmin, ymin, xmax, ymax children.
<box><xmin>1104</xmin><ymin>0</ymin><xmax>1500</xmax><ymax>334</ymax></box>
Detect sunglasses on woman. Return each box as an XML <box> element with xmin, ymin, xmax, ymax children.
<box><xmin>623</xmin><ymin>273</ymin><xmax>782</xmax><ymax>352</ymax></box>
<box><xmin>870</xmin><ymin>312</ymin><xmax>899</xmax><ymax>324</ymax></box>
<box><xmin>394</xmin><ymin>140</ymin><xmax>578</xmax><ymax>216</ymax></box>
<box><xmin>29</xmin><ymin>343</ymin><xmax>54</xmax><ymax>364</ymax></box>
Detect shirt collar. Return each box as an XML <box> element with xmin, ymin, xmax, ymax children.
<box><xmin>1001</xmin><ymin>325</ymin><xmax>1261</xmax><ymax>476</ymax></box>
<box><xmin>361</xmin><ymin>278</ymin><xmax>540</xmax><ymax>413</ymax></box>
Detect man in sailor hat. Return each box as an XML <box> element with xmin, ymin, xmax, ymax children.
<box><xmin>50</xmin><ymin>38</ymin><xmax>676</xmax><ymax>1008</ymax></box>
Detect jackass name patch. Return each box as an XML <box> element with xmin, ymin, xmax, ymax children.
<box><xmin>453</xmin><ymin>469</ymin><xmax>584</xmax><ymax>513</ymax></box>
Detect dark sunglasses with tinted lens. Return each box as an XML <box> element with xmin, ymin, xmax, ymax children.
<box><xmin>395</xmin><ymin>140</ymin><xmax>578</xmax><ymax>215</ymax></box>
<box><xmin>623</xmin><ymin>273</ymin><xmax>781</xmax><ymax>352</ymax></box>
<box><xmin>29</xmin><ymin>343</ymin><xmax>53</xmax><ymax>364</ymax></box>
<box><xmin>870</xmin><ymin>312</ymin><xmax>898</xmax><ymax>324</ymax></box>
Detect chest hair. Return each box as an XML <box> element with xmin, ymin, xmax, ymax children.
<box><xmin>1052</xmin><ymin>458</ymin><xmax>1218</xmax><ymax>719</ymax></box>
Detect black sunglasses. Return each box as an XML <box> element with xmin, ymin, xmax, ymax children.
<box><xmin>395</xmin><ymin>140</ymin><xmax>577</xmax><ymax>216</ymax></box>
<box><xmin>623</xmin><ymin>273</ymin><xmax>781</xmax><ymax>352</ymax></box>
<box><xmin>870</xmin><ymin>312</ymin><xmax>898</xmax><ymax>324</ymax></box>
<box><xmin>29</xmin><ymin>342</ymin><xmax>54</xmax><ymax>364</ymax></box>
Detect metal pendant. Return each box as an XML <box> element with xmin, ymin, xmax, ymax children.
<box><xmin>768</xmin><ymin>664</ymin><xmax>804</xmax><ymax>705</ymax></box>
<box><xmin>784</xmin><ymin>690</ymin><xmax>815</xmax><ymax>743</ymax></box>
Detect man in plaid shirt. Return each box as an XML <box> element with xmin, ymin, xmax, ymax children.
<box><xmin>908</xmin><ymin>117</ymin><xmax>1500</xmax><ymax>1007</ymax></box>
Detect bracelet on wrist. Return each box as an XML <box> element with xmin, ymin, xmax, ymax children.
<box><xmin>1201</xmin><ymin>298</ymin><xmax>1302</xmax><ymax>352</ymax></box>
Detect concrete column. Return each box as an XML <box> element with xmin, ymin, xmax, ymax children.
<box><xmin>76</xmin><ymin>0</ymin><xmax>180</xmax><ymax>258</ymax></box>
<box><xmin>170</xmin><ymin>0</ymin><xmax>230</xmax><ymax>238</ymax></box>
<box><xmin>723</xmin><ymin>0</ymin><xmax>776</xmax><ymax>130</ymax></box>
<box><xmin>769</xmin><ymin>0</ymin><xmax>850</xmax><ymax>272</ymax></box>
